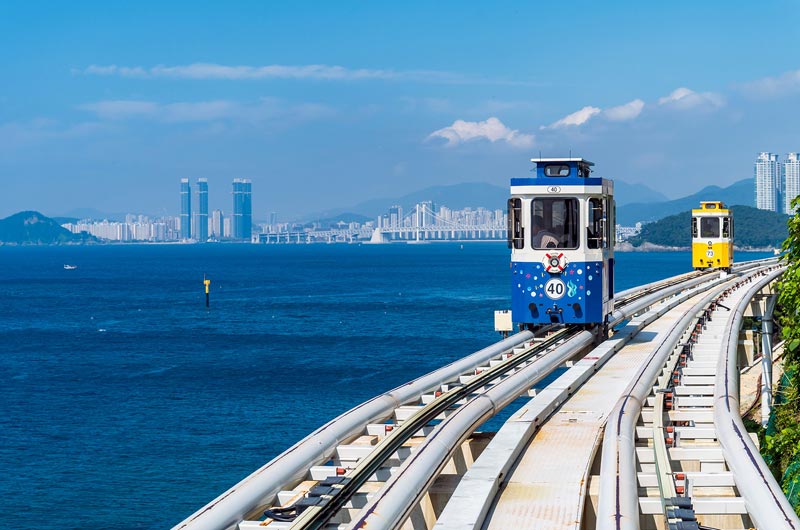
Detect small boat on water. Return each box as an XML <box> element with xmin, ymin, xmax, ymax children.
<box><xmin>63</xmin><ymin>264</ymin><xmax>78</xmax><ymax>270</ymax></box>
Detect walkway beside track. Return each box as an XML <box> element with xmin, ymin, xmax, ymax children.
<box><xmin>479</xmin><ymin>287</ymin><xmax>719</xmax><ymax>529</ymax></box>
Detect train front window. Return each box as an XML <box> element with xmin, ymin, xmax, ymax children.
<box><xmin>701</xmin><ymin>217</ymin><xmax>720</xmax><ymax>238</ymax></box>
<box><xmin>544</xmin><ymin>164</ymin><xmax>571</xmax><ymax>177</ymax></box>
<box><xmin>531</xmin><ymin>198</ymin><xmax>578</xmax><ymax>249</ymax></box>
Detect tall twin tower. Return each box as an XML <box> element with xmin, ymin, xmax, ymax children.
<box><xmin>180</xmin><ymin>178</ymin><xmax>252</xmax><ymax>241</ymax></box>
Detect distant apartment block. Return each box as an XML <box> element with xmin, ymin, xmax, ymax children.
<box><xmin>180</xmin><ymin>178</ymin><xmax>192</xmax><ymax>239</ymax></box>
<box><xmin>211</xmin><ymin>209</ymin><xmax>224</xmax><ymax>239</ymax></box>
<box><xmin>63</xmin><ymin>216</ymin><xmax>180</xmax><ymax>242</ymax></box>
<box><xmin>232</xmin><ymin>178</ymin><xmax>252</xmax><ymax>240</ymax></box>
<box><xmin>193</xmin><ymin>178</ymin><xmax>209</xmax><ymax>242</ymax></box>
<box><xmin>785</xmin><ymin>153</ymin><xmax>800</xmax><ymax>214</ymax></box>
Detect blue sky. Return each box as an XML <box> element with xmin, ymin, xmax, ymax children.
<box><xmin>2</xmin><ymin>1</ymin><xmax>800</xmax><ymax>220</ymax></box>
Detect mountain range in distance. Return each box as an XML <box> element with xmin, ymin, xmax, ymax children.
<box><xmin>308</xmin><ymin>178</ymin><xmax>749</xmax><ymax>227</ymax></box>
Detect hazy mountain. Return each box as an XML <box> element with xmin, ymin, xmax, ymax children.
<box><xmin>613</xmin><ymin>180</ymin><xmax>668</xmax><ymax>206</ymax></box>
<box><xmin>55</xmin><ymin>208</ymin><xmax>138</xmax><ymax>221</ymax></box>
<box><xmin>304</xmin><ymin>179</ymin><xmax>669</xmax><ymax>222</ymax></box>
<box><xmin>304</xmin><ymin>182</ymin><xmax>509</xmax><ymax>221</ymax></box>
<box><xmin>0</xmin><ymin>211</ymin><xmax>96</xmax><ymax>244</ymax></box>
<box><xmin>617</xmin><ymin>179</ymin><xmax>753</xmax><ymax>225</ymax></box>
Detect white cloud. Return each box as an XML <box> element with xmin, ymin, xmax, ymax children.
<box><xmin>657</xmin><ymin>87</ymin><xmax>725</xmax><ymax>109</ymax></box>
<box><xmin>427</xmin><ymin>117</ymin><xmax>534</xmax><ymax>148</ymax></box>
<box><xmin>544</xmin><ymin>106</ymin><xmax>601</xmax><ymax>129</ymax></box>
<box><xmin>603</xmin><ymin>99</ymin><xmax>645</xmax><ymax>121</ymax></box>
<box><xmin>78</xmin><ymin>98</ymin><xmax>336</xmax><ymax>124</ymax></box>
<box><xmin>78</xmin><ymin>63</ymin><xmax>471</xmax><ymax>84</ymax></box>
<box><xmin>741</xmin><ymin>69</ymin><xmax>800</xmax><ymax>97</ymax></box>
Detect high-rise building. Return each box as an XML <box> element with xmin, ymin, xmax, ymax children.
<box><xmin>211</xmin><ymin>209</ymin><xmax>224</xmax><ymax>238</ymax></box>
<box><xmin>785</xmin><ymin>153</ymin><xmax>800</xmax><ymax>214</ymax></box>
<box><xmin>180</xmin><ymin>178</ymin><xmax>192</xmax><ymax>239</ymax></box>
<box><xmin>193</xmin><ymin>178</ymin><xmax>209</xmax><ymax>242</ymax></box>
<box><xmin>388</xmin><ymin>205</ymin><xmax>403</xmax><ymax>228</ymax></box>
<box><xmin>232</xmin><ymin>178</ymin><xmax>252</xmax><ymax>240</ymax></box>
<box><xmin>420</xmin><ymin>201</ymin><xmax>436</xmax><ymax>227</ymax></box>
<box><xmin>755</xmin><ymin>152</ymin><xmax>780</xmax><ymax>212</ymax></box>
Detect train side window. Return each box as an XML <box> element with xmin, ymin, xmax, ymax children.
<box><xmin>722</xmin><ymin>217</ymin><xmax>731</xmax><ymax>238</ymax></box>
<box><xmin>544</xmin><ymin>164</ymin><xmax>571</xmax><ymax>177</ymax></box>
<box><xmin>692</xmin><ymin>218</ymin><xmax>698</xmax><ymax>238</ymax></box>
<box><xmin>531</xmin><ymin>197</ymin><xmax>578</xmax><ymax>249</ymax></box>
<box><xmin>508</xmin><ymin>198</ymin><xmax>524</xmax><ymax>249</ymax></box>
<box><xmin>588</xmin><ymin>198</ymin><xmax>605</xmax><ymax>249</ymax></box>
<box><xmin>700</xmin><ymin>217</ymin><xmax>720</xmax><ymax>238</ymax></box>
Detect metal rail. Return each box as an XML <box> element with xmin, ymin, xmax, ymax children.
<box><xmin>172</xmin><ymin>331</ymin><xmax>535</xmax><ymax>530</ymax></box>
<box><xmin>332</xmin><ymin>269</ymin><xmax>739</xmax><ymax>530</ymax></box>
<box><xmin>714</xmin><ymin>267</ymin><xmax>800</xmax><ymax>529</ymax></box>
<box><xmin>596</xmin><ymin>272</ymin><xmax>750</xmax><ymax>530</ymax></box>
<box><xmin>429</xmin><ymin>268</ymin><xmax>741</xmax><ymax>530</ymax></box>
<box><xmin>285</xmin><ymin>329</ymin><xmax>579</xmax><ymax>530</ymax></box>
<box><xmin>288</xmin><ymin>268</ymin><xmax>728</xmax><ymax>530</ymax></box>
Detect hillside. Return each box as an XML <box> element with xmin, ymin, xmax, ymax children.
<box><xmin>617</xmin><ymin>179</ymin><xmax>753</xmax><ymax>225</ymax></box>
<box><xmin>626</xmin><ymin>205</ymin><xmax>788</xmax><ymax>248</ymax></box>
<box><xmin>0</xmin><ymin>211</ymin><xmax>96</xmax><ymax>244</ymax></box>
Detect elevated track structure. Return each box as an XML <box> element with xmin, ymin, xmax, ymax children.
<box><xmin>174</xmin><ymin>258</ymin><xmax>792</xmax><ymax>530</ymax></box>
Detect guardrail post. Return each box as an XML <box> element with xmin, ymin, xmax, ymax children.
<box><xmin>761</xmin><ymin>294</ymin><xmax>778</xmax><ymax>426</ymax></box>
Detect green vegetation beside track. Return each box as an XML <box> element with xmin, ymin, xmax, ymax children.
<box><xmin>761</xmin><ymin>197</ymin><xmax>800</xmax><ymax>515</ymax></box>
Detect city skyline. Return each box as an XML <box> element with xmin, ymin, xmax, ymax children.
<box><xmin>2</xmin><ymin>3</ymin><xmax>800</xmax><ymax>219</ymax></box>
<box><xmin>753</xmin><ymin>151</ymin><xmax>800</xmax><ymax>215</ymax></box>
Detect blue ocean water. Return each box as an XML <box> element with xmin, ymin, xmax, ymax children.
<box><xmin>0</xmin><ymin>244</ymin><xmax>772</xmax><ymax>529</ymax></box>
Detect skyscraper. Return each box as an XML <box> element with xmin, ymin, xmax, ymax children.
<box><xmin>755</xmin><ymin>152</ymin><xmax>780</xmax><ymax>212</ymax></box>
<box><xmin>180</xmin><ymin>178</ymin><xmax>191</xmax><ymax>239</ymax></box>
<box><xmin>211</xmin><ymin>209</ymin><xmax>224</xmax><ymax>238</ymax></box>
<box><xmin>232</xmin><ymin>178</ymin><xmax>252</xmax><ymax>240</ymax></box>
<box><xmin>194</xmin><ymin>178</ymin><xmax>209</xmax><ymax>242</ymax></box>
<box><xmin>785</xmin><ymin>153</ymin><xmax>800</xmax><ymax>214</ymax></box>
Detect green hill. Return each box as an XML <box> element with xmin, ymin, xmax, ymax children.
<box><xmin>0</xmin><ymin>211</ymin><xmax>95</xmax><ymax>244</ymax></box>
<box><xmin>627</xmin><ymin>205</ymin><xmax>788</xmax><ymax>248</ymax></box>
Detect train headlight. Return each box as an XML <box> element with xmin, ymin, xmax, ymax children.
<box><xmin>543</xmin><ymin>252</ymin><xmax>568</xmax><ymax>273</ymax></box>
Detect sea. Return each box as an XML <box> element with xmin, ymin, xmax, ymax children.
<box><xmin>0</xmin><ymin>244</ymin><xmax>774</xmax><ymax>529</ymax></box>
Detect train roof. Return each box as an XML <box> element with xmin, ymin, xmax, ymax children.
<box><xmin>693</xmin><ymin>201</ymin><xmax>730</xmax><ymax>214</ymax></box>
<box><xmin>511</xmin><ymin>156</ymin><xmax>608</xmax><ymax>188</ymax></box>
<box><xmin>530</xmin><ymin>157</ymin><xmax>594</xmax><ymax>166</ymax></box>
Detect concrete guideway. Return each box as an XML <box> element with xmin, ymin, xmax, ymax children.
<box><xmin>471</xmin><ymin>273</ymin><xmax>735</xmax><ymax>530</ymax></box>
<box><xmin>172</xmin><ymin>258</ymin><xmax>785</xmax><ymax>530</ymax></box>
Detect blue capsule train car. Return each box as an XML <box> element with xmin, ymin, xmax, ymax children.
<box><xmin>508</xmin><ymin>158</ymin><xmax>614</xmax><ymax>329</ymax></box>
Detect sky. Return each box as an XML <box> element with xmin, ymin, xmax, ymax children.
<box><xmin>2</xmin><ymin>1</ymin><xmax>800</xmax><ymax>220</ymax></box>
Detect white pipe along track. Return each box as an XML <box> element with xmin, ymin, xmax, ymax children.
<box><xmin>596</xmin><ymin>277</ymin><xmax>738</xmax><ymax>530</ymax></box>
<box><xmin>172</xmin><ymin>331</ymin><xmax>534</xmax><ymax>530</ymax></box>
<box><xmin>347</xmin><ymin>271</ymin><xmax>734</xmax><ymax>530</ymax></box>
<box><xmin>346</xmin><ymin>332</ymin><xmax>596</xmax><ymax>530</ymax></box>
<box><xmin>714</xmin><ymin>268</ymin><xmax>800</xmax><ymax>529</ymax></box>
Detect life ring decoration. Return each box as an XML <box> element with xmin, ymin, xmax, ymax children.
<box><xmin>543</xmin><ymin>252</ymin><xmax>567</xmax><ymax>273</ymax></box>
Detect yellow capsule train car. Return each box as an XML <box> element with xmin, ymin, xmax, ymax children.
<box><xmin>692</xmin><ymin>201</ymin><xmax>733</xmax><ymax>271</ymax></box>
